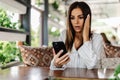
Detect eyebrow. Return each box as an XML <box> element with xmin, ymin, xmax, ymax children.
<box><xmin>71</xmin><ymin>14</ymin><xmax>84</xmax><ymax>16</ymax></box>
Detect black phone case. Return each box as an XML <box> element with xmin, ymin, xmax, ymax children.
<box><xmin>52</xmin><ymin>41</ymin><xmax>67</xmax><ymax>57</ymax></box>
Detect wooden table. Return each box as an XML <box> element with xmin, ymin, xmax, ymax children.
<box><xmin>0</xmin><ymin>66</ymin><xmax>115</xmax><ymax>80</ymax></box>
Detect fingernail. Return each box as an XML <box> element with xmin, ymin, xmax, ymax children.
<box><xmin>61</xmin><ymin>50</ymin><xmax>63</xmax><ymax>52</ymax></box>
<box><xmin>66</xmin><ymin>53</ymin><xmax>69</xmax><ymax>56</ymax></box>
<box><xmin>87</xmin><ymin>14</ymin><xmax>90</xmax><ymax>17</ymax></box>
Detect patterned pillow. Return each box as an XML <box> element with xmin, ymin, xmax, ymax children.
<box><xmin>101</xmin><ymin>58</ymin><xmax>120</xmax><ymax>68</ymax></box>
<box><xmin>101</xmin><ymin>44</ymin><xmax>120</xmax><ymax>68</ymax></box>
<box><xmin>104</xmin><ymin>44</ymin><xmax>120</xmax><ymax>58</ymax></box>
<box><xmin>19</xmin><ymin>46</ymin><xmax>53</xmax><ymax>67</ymax></box>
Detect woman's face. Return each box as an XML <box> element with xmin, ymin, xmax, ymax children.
<box><xmin>70</xmin><ymin>8</ymin><xmax>84</xmax><ymax>33</ymax></box>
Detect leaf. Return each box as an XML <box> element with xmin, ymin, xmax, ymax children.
<box><xmin>0</xmin><ymin>41</ymin><xmax>21</xmax><ymax>65</ymax></box>
<box><xmin>114</xmin><ymin>64</ymin><xmax>120</xmax><ymax>76</ymax></box>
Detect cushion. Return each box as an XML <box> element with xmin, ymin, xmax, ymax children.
<box><xmin>101</xmin><ymin>44</ymin><xmax>120</xmax><ymax>68</ymax></box>
<box><xmin>19</xmin><ymin>46</ymin><xmax>53</xmax><ymax>67</ymax></box>
<box><xmin>104</xmin><ymin>44</ymin><xmax>120</xmax><ymax>58</ymax></box>
<box><xmin>101</xmin><ymin>58</ymin><xmax>120</xmax><ymax>69</ymax></box>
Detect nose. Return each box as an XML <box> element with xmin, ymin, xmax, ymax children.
<box><xmin>74</xmin><ymin>18</ymin><xmax>79</xmax><ymax>24</ymax></box>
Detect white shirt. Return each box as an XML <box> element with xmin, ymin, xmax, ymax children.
<box><xmin>50</xmin><ymin>30</ymin><xmax>105</xmax><ymax>69</ymax></box>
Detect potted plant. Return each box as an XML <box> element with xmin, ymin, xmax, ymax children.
<box><xmin>0</xmin><ymin>8</ymin><xmax>23</xmax><ymax>68</ymax></box>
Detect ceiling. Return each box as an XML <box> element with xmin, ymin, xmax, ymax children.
<box><xmin>32</xmin><ymin>0</ymin><xmax>120</xmax><ymax>19</ymax></box>
<box><xmin>62</xmin><ymin>0</ymin><xmax>120</xmax><ymax>18</ymax></box>
<box><xmin>31</xmin><ymin>0</ymin><xmax>120</xmax><ymax>29</ymax></box>
<box><xmin>63</xmin><ymin>0</ymin><xmax>120</xmax><ymax>5</ymax></box>
<box><xmin>0</xmin><ymin>0</ymin><xmax>26</xmax><ymax>14</ymax></box>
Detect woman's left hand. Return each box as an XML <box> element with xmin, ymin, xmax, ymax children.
<box><xmin>83</xmin><ymin>14</ymin><xmax>90</xmax><ymax>43</ymax></box>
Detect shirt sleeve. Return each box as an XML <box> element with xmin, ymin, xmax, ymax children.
<box><xmin>78</xmin><ymin>34</ymin><xmax>105</xmax><ymax>69</ymax></box>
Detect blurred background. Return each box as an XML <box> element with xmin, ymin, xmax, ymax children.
<box><xmin>0</xmin><ymin>0</ymin><xmax>120</xmax><ymax>65</ymax></box>
<box><xmin>30</xmin><ymin>0</ymin><xmax>120</xmax><ymax>46</ymax></box>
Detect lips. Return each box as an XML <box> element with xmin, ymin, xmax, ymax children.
<box><xmin>75</xmin><ymin>26</ymin><xmax>80</xmax><ymax>27</ymax></box>
<box><xmin>74</xmin><ymin>26</ymin><xmax>82</xmax><ymax>32</ymax></box>
<box><xmin>75</xmin><ymin>26</ymin><xmax>81</xmax><ymax>29</ymax></box>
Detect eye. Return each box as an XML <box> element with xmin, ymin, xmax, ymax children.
<box><xmin>79</xmin><ymin>17</ymin><xmax>84</xmax><ymax>19</ymax></box>
<box><xmin>70</xmin><ymin>16</ymin><xmax>74</xmax><ymax>20</ymax></box>
<box><xmin>78</xmin><ymin>15</ymin><xmax>84</xmax><ymax>19</ymax></box>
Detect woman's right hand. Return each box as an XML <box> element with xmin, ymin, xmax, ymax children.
<box><xmin>53</xmin><ymin>49</ymin><xmax>70</xmax><ymax>68</ymax></box>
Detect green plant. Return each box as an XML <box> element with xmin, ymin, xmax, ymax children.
<box><xmin>0</xmin><ymin>8</ymin><xmax>23</xmax><ymax>30</ymax></box>
<box><xmin>0</xmin><ymin>42</ymin><xmax>21</xmax><ymax>66</ymax></box>
<box><xmin>49</xmin><ymin>27</ymin><xmax>60</xmax><ymax>37</ymax></box>
<box><xmin>0</xmin><ymin>8</ymin><xmax>24</xmax><ymax>66</ymax></box>
<box><xmin>109</xmin><ymin>64</ymin><xmax>120</xmax><ymax>80</ymax></box>
<box><xmin>114</xmin><ymin>64</ymin><xmax>120</xmax><ymax>80</ymax></box>
<box><xmin>35</xmin><ymin>0</ymin><xmax>43</xmax><ymax>6</ymax></box>
<box><xmin>52</xmin><ymin>0</ymin><xmax>59</xmax><ymax>10</ymax></box>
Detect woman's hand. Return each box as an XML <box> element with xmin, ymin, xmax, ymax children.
<box><xmin>83</xmin><ymin>14</ymin><xmax>90</xmax><ymax>43</ymax></box>
<box><xmin>53</xmin><ymin>49</ymin><xmax>70</xmax><ymax>68</ymax></box>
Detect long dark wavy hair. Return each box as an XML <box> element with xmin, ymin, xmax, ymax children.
<box><xmin>65</xmin><ymin>1</ymin><xmax>92</xmax><ymax>52</ymax></box>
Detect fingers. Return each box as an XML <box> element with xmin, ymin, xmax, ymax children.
<box><xmin>59</xmin><ymin>52</ymin><xmax>68</xmax><ymax>59</ymax></box>
<box><xmin>85</xmin><ymin>14</ymin><xmax>90</xmax><ymax>28</ymax></box>
<box><xmin>55</xmin><ymin>52</ymin><xmax>69</xmax><ymax>63</ymax></box>
<box><xmin>54</xmin><ymin>52</ymin><xmax>70</xmax><ymax>67</ymax></box>
<box><xmin>84</xmin><ymin>14</ymin><xmax>90</xmax><ymax>30</ymax></box>
<box><xmin>83</xmin><ymin>14</ymin><xmax>90</xmax><ymax>42</ymax></box>
<box><xmin>52</xmin><ymin>48</ymin><xmax>56</xmax><ymax>56</ymax></box>
<box><xmin>52</xmin><ymin>48</ymin><xmax>63</xmax><ymax>57</ymax></box>
<box><xmin>56</xmin><ymin>50</ymin><xmax>63</xmax><ymax>58</ymax></box>
<box><xmin>58</xmin><ymin>56</ymin><xmax>70</xmax><ymax>65</ymax></box>
<box><xmin>55</xmin><ymin>55</ymin><xmax>70</xmax><ymax>67</ymax></box>
<box><xmin>62</xmin><ymin>57</ymin><xmax>70</xmax><ymax>65</ymax></box>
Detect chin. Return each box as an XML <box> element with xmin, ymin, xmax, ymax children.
<box><xmin>75</xmin><ymin>30</ymin><xmax>82</xmax><ymax>33</ymax></box>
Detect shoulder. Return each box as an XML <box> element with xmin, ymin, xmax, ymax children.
<box><xmin>91</xmin><ymin>33</ymin><xmax>103</xmax><ymax>41</ymax></box>
<box><xmin>90</xmin><ymin>33</ymin><xmax>104</xmax><ymax>47</ymax></box>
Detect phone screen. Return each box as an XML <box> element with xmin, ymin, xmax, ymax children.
<box><xmin>52</xmin><ymin>41</ymin><xmax>67</xmax><ymax>57</ymax></box>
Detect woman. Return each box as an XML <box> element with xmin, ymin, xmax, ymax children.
<box><xmin>50</xmin><ymin>1</ymin><xmax>105</xmax><ymax>69</ymax></box>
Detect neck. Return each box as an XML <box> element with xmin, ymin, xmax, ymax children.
<box><xmin>75</xmin><ymin>32</ymin><xmax>82</xmax><ymax>39</ymax></box>
<box><xmin>74</xmin><ymin>32</ymin><xmax>83</xmax><ymax>50</ymax></box>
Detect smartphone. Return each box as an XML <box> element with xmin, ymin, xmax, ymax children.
<box><xmin>52</xmin><ymin>41</ymin><xmax>67</xmax><ymax>57</ymax></box>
